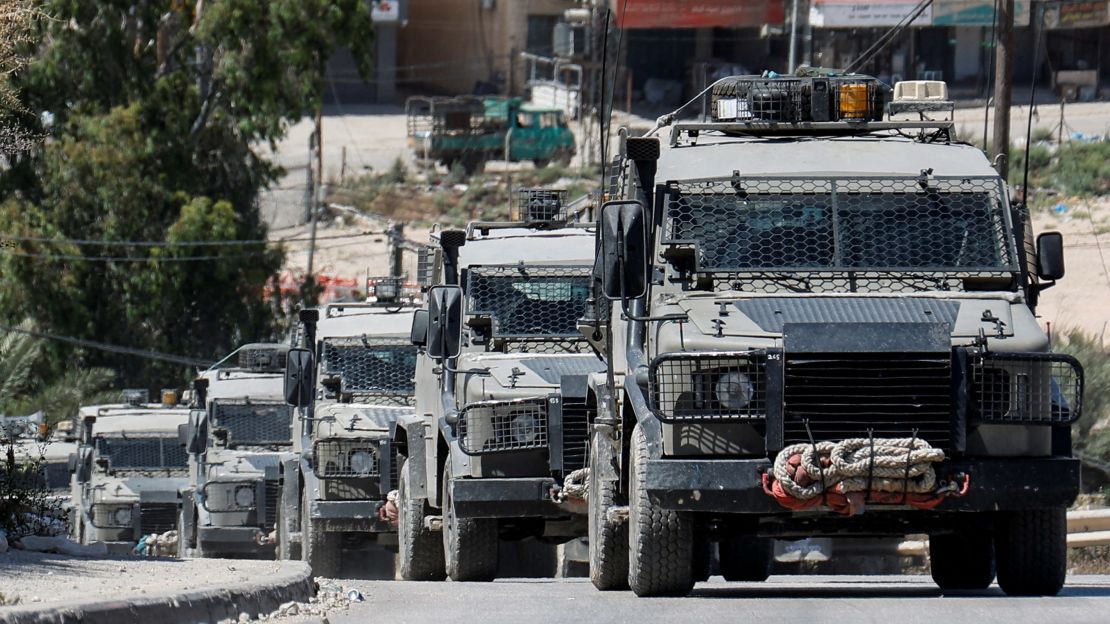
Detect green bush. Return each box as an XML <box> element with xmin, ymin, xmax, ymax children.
<box><xmin>1056</xmin><ymin>329</ymin><xmax>1110</xmax><ymax>462</ymax></box>
<box><xmin>1052</xmin><ymin>141</ymin><xmax>1110</xmax><ymax>196</ymax></box>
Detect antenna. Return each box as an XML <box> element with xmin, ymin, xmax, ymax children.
<box><xmin>602</xmin><ymin>0</ymin><xmax>631</xmax><ymax>181</ymax></box>
<box><xmin>845</xmin><ymin>0</ymin><xmax>934</xmax><ymax>74</ymax></box>
<box><xmin>599</xmin><ymin>9</ymin><xmax>611</xmax><ymax>191</ymax></box>
<box><xmin>1020</xmin><ymin>7</ymin><xmax>1045</xmax><ymax>209</ymax></box>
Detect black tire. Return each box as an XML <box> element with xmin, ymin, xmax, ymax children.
<box><xmin>398</xmin><ymin>459</ymin><xmax>446</xmax><ymax>581</ymax></box>
<box><xmin>628</xmin><ymin>424</ymin><xmax>694</xmax><ymax>597</ymax></box>
<box><xmin>589</xmin><ymin>427</ymin><xmax>629</xmax><ymax>590</ymax></box>
<box><xmin>719</xmin><ymin>536</ymin><xmax>773</xmax><ymax>582</ymax></box>
<box><xmin>442</xmin><ymin>461</ymin><xmax>499</xmax><ymax>581</ymax></box>
<box><xmin>533</xmin><ymin>158</ymin><xmax>550</xmax><ymax>169</ymax></box>
<box><xmin>930</xmin><ymin>531</ymin><xmax>995</xmax><ymax>591</ymax></box>
<box><xmin>996</xmin><ymin>508</ymin><xmax>1067</xmax><ymax>596</ymax></box>
<box><xmin>302</xmin><ymin>487</ymin><xmax>341</xmax><ymax>577</ymax></box>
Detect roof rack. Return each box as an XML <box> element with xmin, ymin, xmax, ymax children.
<box><xmin>668</xmin><ymin>120</ymin><xmax>955</xmax><ymax>146</ymax></box>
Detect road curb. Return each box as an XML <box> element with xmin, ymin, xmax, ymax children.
<box><xmin>0</xmin><ymin>560</ymin><xmax>314</xmax><ymax>624</ymax></box>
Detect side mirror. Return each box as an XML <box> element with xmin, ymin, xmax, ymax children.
<box><xmin>67</xmin><ymin>452</ymin><xmax>78</xmax><ymax>473</ymax></box>
<box><xmin>186</xmin><ymin>409</ymin><xmax>208</xmax><ymax>455</ymax></box>
<box><xmin>81</xmin><ymin>415</ymin><xmax>96</xmax><ymax>445</ymax></box>
<box><xmin>177</xmin><ymin>423</ymin><xmax>190</xmax><ymax>447</ymax></box>
<box><xmin>284</xmin><ymin>347</ymin><xmax>315</xmax><ymax>407</ymax></box>
<box><xmin>427</xmin><ymin>285</ymin><xmax>463</xmax><ymax>361</ymax></box>
<box><xmin>410</xmin><ymin>309</ymin><xmax>430</xmax><ymax>347</ymax></box>
<box><xmin>1036</xmin><ymin>232</ymin><xmax>1065</xmax><ymax>281</ymax></box>
<box><xmin>600</xmin><ymin>200</ymin><xmax>648</xmax><ymax>300</ymax></box>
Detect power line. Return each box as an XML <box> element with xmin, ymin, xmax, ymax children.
<box><xmin>0</xmin><ymin>324</ymin><xmax>214</xmax><ymax>368</ymax></box>
<box><xmin>0</xmin><ymin>230</ymin><xmax>383</xmax><ymax>248</ymax></box>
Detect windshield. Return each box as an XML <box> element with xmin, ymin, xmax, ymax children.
<box><xmin>322</xmin><ymin>339</ymin><xmax>418</xmax><ymax>404</ymax></box>
<box><xmin>464</xmin><ymin>265</ymin><xmax>592</xmax><ymax>338</ymax></box>
<box><xmin>95</xmin><ymin>437</ymin><xmax>187</xmax><ymax>470</ymax></box>
<box><xmin>664</xmin><ymin>176</ymin><xmax>1016</xmax><ymax>275</ymax></box>
<box><xmin>210</xmin><ymin>401</ymin><xmax>293</xmax><ymax>446</ymax></box>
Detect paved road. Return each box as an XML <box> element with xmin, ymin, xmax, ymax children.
<box><xmin>320</xmin><ymin>575</ymin><xmax>1110</xmax><ymax>624</ymax></box>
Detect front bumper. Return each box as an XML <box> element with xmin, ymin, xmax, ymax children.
<box><xmin>308</xmin><ymin>499</ymin><xmax>393</xmax><ymax>533</ymax></box>
<box><xmin>197</xmin><ymin>526</ymin><xmax>274</xmax><ymax>554</ymax></box>
<box><xmin>450</xmin><ymin>477</ymin><xmax>584</xmax><ymax>519</ymax></box>
<box><xmin>643</xmin><ymin>456</ymin><xmax>1080</xmax><ymax>514</ymax></box>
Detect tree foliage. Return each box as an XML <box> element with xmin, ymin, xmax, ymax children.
<box><xmin>0</xmin><ymin>1</ymin><xmax>373</xmax><ymax>389</ymax></box>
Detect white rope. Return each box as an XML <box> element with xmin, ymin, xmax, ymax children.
<box><xmin>559</xmin><ymin>468</ymin><xmax>590</xmax><ymax>502</ymax></box>
<box><xmin>772</xmin><ymin>438</ymin><xmax>945</xmax><ymax>500</ymax></box>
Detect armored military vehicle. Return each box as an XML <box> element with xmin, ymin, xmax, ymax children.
<box><xmin>70</xmin><ymin>393</ymin><xmax>190</xmax><ymax>551</ymax></box>
<box><xmin>279</xmin><ymin>278</ymin><xmax>421</xmax><ymax>576</ymax></box>
<box><xmin>389</xmin><ymin>190</ymin><xmax>603</xmax><ymax>581</ymax></box>
<box><xmin>587</xmin><ymin>74</ymin><xmax>1084</xmax><ymax>596</ymax></box>
<box><xmin>178</xmin><ymin>344</ymin><xmax>295</xmax><ymax>558</ymax></box>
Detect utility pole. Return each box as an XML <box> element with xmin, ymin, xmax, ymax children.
<box><xmin>389</xmin><ymin>222</ymin><xmax>404</xmax><ymax>279</ymax></box>
<box><xmin>306</xmin><ymin>107</ymin><xmax>323</xmax><ymax>293</ymax></box>
<box><xmin>991</xmin><ymin>0</ymin><xmax>1014</xmax><ymax>180</ymax></box>
<box><xmin>788</xmin><ymin>0</ymin><xmax>799</xmax><ymax>73</ymax></box>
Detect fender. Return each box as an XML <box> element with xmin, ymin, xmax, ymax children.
<box><xmin>625</xmin><ymin>380</ymin><xmax>663</xmax><ymax>459</ymax></box>
<box><xmin>279</xmin><ymin>457</ymin><xmax>301</xmax><ymax>548</ymax></box>
<box><xmin>396</xmin><ymin>418</ymin><xmax>429</xmax><ymax>500</ymax></box>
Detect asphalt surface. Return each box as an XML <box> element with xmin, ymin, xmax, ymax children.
<box><xmin>320</xmin><ymin>575</ymin><xmax>1110</xmax><ymax>624</ymax></box>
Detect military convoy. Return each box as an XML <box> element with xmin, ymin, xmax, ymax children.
<box><xmin>279</xmin><ymin>279</ymin><xmax>421</xmax><ymax>576</ymax></box>
<box><xmin>178</xmin><ymin>345</ymin><xmax>295</xmax><ymax>558</ymax></box>
<box><xmin>584</xmin><ymin>73</ymin><xmax>1084</xmax><ymax>596</ymax></box>
<box><xmin>70</xmin><ymin>393</ymin><xmax>190</xmax><ymax>551</ymax></box>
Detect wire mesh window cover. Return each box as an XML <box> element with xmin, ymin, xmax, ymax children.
<box><xmin>321</xmin><ymin>338</ymin><xmax>418</xmax><ymax>402</ymax></box>
<box><xmin>650</xmin><ymin>353</ymin><xmax>767</xmax><ymax>422</ymax></box>
<box><xmin>94</xmin><ymin>437</ymin><xmax>187</xmax><ymax>469</ymax></box>
<box><xmin>458</xmin><ymin>398</ymin><xmax>549</xmax><ymax>455</ymax></box>
<box><xmin>663</xmin><ymin>177</ymin><xmax>1017</xmax><ymax>274</ymax></box>
<box><xmin>465</xmin><ymin>265</ymin><xmax>592</xmax><ymax>338</ymax></box>
<box><xmin>212</xmin><ymin>401</ymin><xmax>293</xmax><ymax>445</ymax></box>
<box><xmin>314</xmin><ymin>439</ymin><xmax>382</xmax><ymax>478</ymax></box>
<box><xmin>972</xmin><ymin>353</ymin><xmax>1083</xmax><ymax>425</ymax></box>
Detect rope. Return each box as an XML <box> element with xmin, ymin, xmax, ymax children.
<box><xmin>766</xmin><ymin>437</ymin><xmax>957</xmax><ymax>515</ymax></box>
<box><xmin>559</xmin><ymin>468</ymin><xmax>590</xmax><ymax>502</ymax></box>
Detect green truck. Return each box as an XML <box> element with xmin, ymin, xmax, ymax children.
<box><xmin>406</xmin><ymin>96</ymin><xmax>575</xmax><ymax>174</ymax></box>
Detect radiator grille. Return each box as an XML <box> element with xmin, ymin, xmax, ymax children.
<box><xmin>139</xmin><ymin>503</ymin><xmax>178</xmax><ymax>534</ymax></box>
<box><xmin>314</xmin><ymin>439</ymin><xmax>382</xmax><ymax>478</ymax></box>
<box><xmin>263</xmin><ymin>480</ymin><xmax>280</xmax><ymax>529</ymax></box>
<box><xmin>783</xmin><ymin>352</ymin><xmax>952</xmax><ymax>448</ymax></box>
<box><xmin>561</xmin><ymin>397</ymin><xmax>590</xmax><ymax>473</ymax></box>
<box><xmin>459</xmin><ymin>398</ymin><xmax>548</xmax><ymax>455</ymax></box>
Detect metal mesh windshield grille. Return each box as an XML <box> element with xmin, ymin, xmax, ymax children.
<box><xmin>465</xmin><ymin>265</ymin><xmax>591</xmax><ymax>338</ymax></box>
<box><xmin>458</xmin><ymin>398</ymin><xmax>549</xmax><ymax>455</ymax></box>
<box><xmin>321</xmin><ymin>338</ymin><xmax>417</xmax><ymax>406</ymax></box>
<box><xmin>972</xmin><ymin>353</ymin><xmax>1084</xmax><ymax>425</ymax></box>
<box><xmin>211</xmin><ymin>401</ymin><xmax>293</xmax><ymax>446</ymax></box>
<box><xmin>664</xmin><ymin>177</ymin><xmax>1016</xmax><ymax>280</ymax></box>
<box><xmin>94</xmin><ymin>437</ymin><xmax>187</xmax><ymax>470</ymax></box>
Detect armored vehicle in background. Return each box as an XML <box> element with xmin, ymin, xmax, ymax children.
<box><xmin>280</xmin><ymin>278</ymin><xmax>421</xmax><ymax>577</ymax></box>
<box><xmin>71</xmin><ymin>393</ymin><xmax>190</xmax><ymax>551</ymax></box>
<box><xmin>178</xmin><ymin>344</ymin><xmax>295</xmax><ymax>559</ymax></box>
<box><xmin>587</xmin><ymin>75</ymin><xmax>1084</xmax><ymax>597</ymax></box>
<box><xmin>393</xmin><ymin>190</ymin><xmax>603</xmax><ymax>581</ymax></box>
<box><xmin>406</xmin><ymin>96</ymin><xmax>575</xmax><ymax>173</ymax></box>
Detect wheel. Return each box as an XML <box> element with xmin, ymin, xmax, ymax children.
<box><xmin>442</xmin><ymin>460</ymin><xmax>499</xmax><ymax>581</ymax></box>
<box><xmin>930</xmin><ymin>530</ymin><xmax>994</xmax><ymax>591</ymax></box>
<box><xmin>996</xmin><ymin>508</ymin><xmax>1067</xmax><ymax>596</ymax></box>
<box><xmin>628</xmin><ymin>424</ymin><xmax>694</xmax><ymax>597</ymax></box>
<box><xmin>398</xmin><ymin>459</ymin><xmax>446</xmax><ymax>581</ymax></box>
<box><xmin>533</xmin><ymin>158</ymin><xmax>550</xmax><ymax>169</ymax></box>
<box><xmin>719</xmin><ymin>536</ymin><xmax>772</xmax><ymax>582</ymax></box>
<box><xmin>302</xmin><ymin>487</ymin><xmax>341</xmax><ymax>577</ymax></box>
<box><xmin>589</xmin><ymin>427</ymin><xmax>629</xmax><ymax>590</ymax></box>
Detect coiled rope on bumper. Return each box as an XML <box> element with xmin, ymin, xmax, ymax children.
<box><xmin>765</xmin><ymin>437</ymin><xmax>963</xmax><ymax>515</ymax></box>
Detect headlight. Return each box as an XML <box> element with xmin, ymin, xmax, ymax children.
<box><xmin>715</xmin><ymin>371</ymin><xmax>753</xmax><ymax>410</ymax></box>
<box><xmin>510</xmin><ymin>411</ymin><xmax>539</xmax><ymax>444</ymax></box>
<box><xmin>112</xmin><ymin>505</ymin><xmax>132</xmax><ymax>526</ymax></box>
<box><xmin>233</xmin><ymin>485</ymin><xmax>256</xmax><ymax>508</ymax></box>
<box><xmin>349</xmin><ymin>450</ymin><xmax>375</xmax><ymax>475</ymax></box>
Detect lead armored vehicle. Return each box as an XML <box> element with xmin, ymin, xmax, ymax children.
<box><xmin>279</xmin><ymin>279</ymin><xmax>421</xmax><ymax>576</ymax></box>
<box><xmin>178</xmin><ymin>345</ymin><xmax>295</xmax><ymax>558</ymax></box>
<box><xmin>390</xmin><ymin>191</ymin><xmax>603</xmax><ymax>581</ymax></box>
<box><xmin>587</xmin><ymin>75</ymin><xmax>1084</xmax><ymax>596</ymax></box>
<box><xmin>71</xmin><ymin>393</ymin><xmax>190</xmax><ymax>551</ymax></box>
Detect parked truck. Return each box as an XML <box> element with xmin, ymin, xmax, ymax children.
<box><xmin>178</xmin><ymin>344</ymin><xmax>295</xmax><ymax>559</ymax></box>
<box><xmin>406</xmin><ymin>96</ymin><xmax>576</xmax><ymax>174</ymax></box>
<box><xmin>388</xmin><ymin>190</ymin><xmax>603</xmax><ymax>581</ymax></box>
<box><xmin>279</xmin><ymin>277</ymin><xmax>422</xmax><ymax>577</ymax></box>
<box><xmin>586</xmin><ymin>74</ymin><xmax>1084</xmax><ymax>597</ymax></box>
<box><xmin>70</xmin><ymin>392</ymin><xmax>190</xmax><ymax>552</ymax></box>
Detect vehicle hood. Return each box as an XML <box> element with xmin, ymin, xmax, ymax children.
<box><xmin>203</xmin><ymin>449</ymin><xmax>290</xmax><ymax>482</ymax></box>
<box><xmin>313</xmin><ymin>403</ymin><xmax>411</xmax><ymax>439</ymax></box>
<box><xmin>457</xmin><ymin>352</ymin><xmax>605</xmax><ymax>403</ymax></box>
<box><xmin>88</xmin><ymin>474</ymin><xmax>188</xmax><ymax>504</ymax></box>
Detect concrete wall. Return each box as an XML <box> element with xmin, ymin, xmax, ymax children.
<box><xmin>398</xmin><ymin>0</ymin><xmax>577</xmax><ymax>96</ymax></box>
